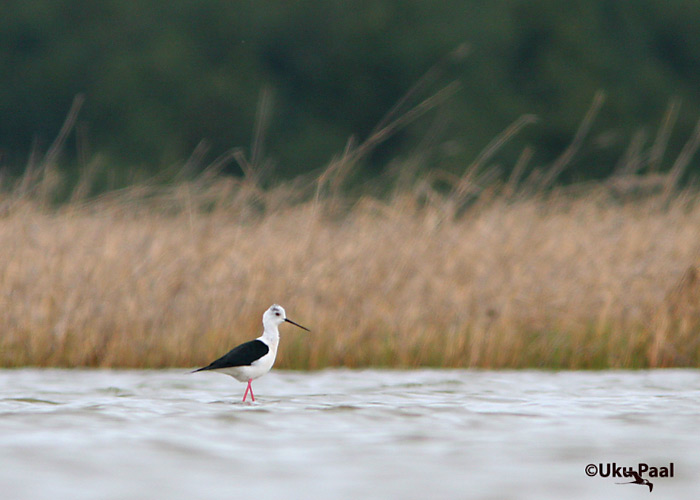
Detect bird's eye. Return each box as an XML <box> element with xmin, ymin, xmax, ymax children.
<box><xmin>275</xmin><ymin>312</ymin><xmax>280</xmax><ymax>316</ymax></box>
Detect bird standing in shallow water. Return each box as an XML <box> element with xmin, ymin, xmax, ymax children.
<box><xmin>192</xmin><ymin>304</ymin><xmax>309</xmax><ymax>402</ymax></box>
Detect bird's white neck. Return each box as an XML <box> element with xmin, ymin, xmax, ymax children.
<box><xmin>260</xmin><ymin>322</ymin><xmax>280</xmax><ymax>347</ymax></box>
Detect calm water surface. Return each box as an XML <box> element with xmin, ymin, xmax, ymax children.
<box><xmin>1</xmin><ymin>369</ymin><xmax>698</xmax><ymax>499</ymax></box>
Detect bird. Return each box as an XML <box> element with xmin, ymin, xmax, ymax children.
<box><xmin>616</xmin><ymin>471</ymin><xmax>653</xmax><ymax>492</ymax></box>
<box><xmin>192</xmin><ymin>304</ymin><xmax>309</xmax><ymax>402</ymax></box>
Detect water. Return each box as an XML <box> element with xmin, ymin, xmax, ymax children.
<box><xmin>1</xmin><ymin>369</ymin><xmax>698</xmax><ymax>500</ymax></box>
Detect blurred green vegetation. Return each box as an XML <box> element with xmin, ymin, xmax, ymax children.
<box><xmin>2</xmin><ymin>0</ymin><xmax>700</xmax><ymax>187</ymax></box>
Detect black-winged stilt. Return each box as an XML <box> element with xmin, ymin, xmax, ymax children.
<box><xmin>192</xmin><ymin>304</ymin><xmax>309</xmax><ymax>402</ymax></box>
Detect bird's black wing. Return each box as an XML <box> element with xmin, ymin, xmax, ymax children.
<box><xmin>193</xmin><ymin>340</ymin><xmax>269</xmax><ymax>372</ymax></box>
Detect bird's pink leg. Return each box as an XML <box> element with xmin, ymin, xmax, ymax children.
<box><xmin>248</xmin><ymin>379</ymin><xmax>255</xmax><ymax>402</ymax></box>
<box><xmin>242</xmin><ymin>380</ymin><xmax>251</xmax><ymax>402</ymax></box>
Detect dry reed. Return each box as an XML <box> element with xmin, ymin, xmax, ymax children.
<box><xmin>3</xmin><ymin>82</ymin><xmax>700</xmax><ymax>369</ymax></box>
<box><xmin>1</xmin><ymin>171</ymin><xmax>699</xmax><ymax>369</ymax></box>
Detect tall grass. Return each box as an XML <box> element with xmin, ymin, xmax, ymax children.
<box><xmin>1</xmin><ymin>168</ymin><xmax>699</xmax><ymax>369</ymax></box>
<box><xmin>2</xmin><ymin>90</ymin><xmax>700</xmax><ymax>369</ymax></box>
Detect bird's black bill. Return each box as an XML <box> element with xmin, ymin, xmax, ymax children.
<box><xmin>285</xmin><ymin>318</ymin><xmax>310</xmax><ymax>331</ymax></box>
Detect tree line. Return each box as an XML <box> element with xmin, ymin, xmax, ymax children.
<box><xmin>2</xmin><ymin>0</ymin><xmax>700</xmax><ymax>188</ymax></box>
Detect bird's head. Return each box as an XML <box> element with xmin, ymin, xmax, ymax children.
<box><xmin>263</xmin><ymin>304</ymin><xmax>310</xmax><ymax>332</ymax></box>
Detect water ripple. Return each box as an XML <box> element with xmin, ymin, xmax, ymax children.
<box><xmin>0</xmin><ymin>368</ymin><xmax>699</xmax><ymax>500</ymax></box>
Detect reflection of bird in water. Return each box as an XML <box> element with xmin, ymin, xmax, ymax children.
<box><xmin>616</xmin><ymin>471</ymin><xmax>653</xmax><ymax>492</ymax></box>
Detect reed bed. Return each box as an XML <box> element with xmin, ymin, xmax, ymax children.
<box><xmin>1</xmin><ymin>170</ymin><xmax>699</xmax><ymax>369</ymax></box>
